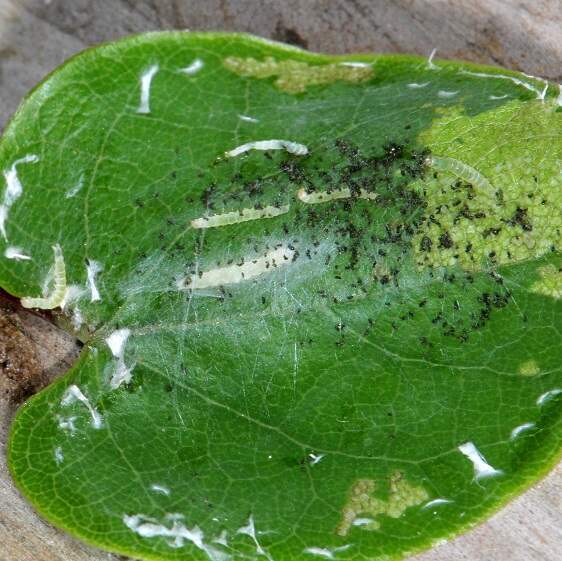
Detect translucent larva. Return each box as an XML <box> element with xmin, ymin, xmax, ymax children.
<box><xmin>427</xmin><ymin>156</ymin><xmax>496</xmax><ymax>201</ymax></box>
<box><xmin>297</xmin><ymin>187</ymin><xmax>377</xmax><ymax>204</ymax></box>
<box><xmin>21</xmin><ymin>244</ymin><xmax>67</xmax><ymax>309</ymax></box>
<box><xmin>191</xmin><ymin>205</ymin><xmax>290</xmax><ymax>229</ymax></box>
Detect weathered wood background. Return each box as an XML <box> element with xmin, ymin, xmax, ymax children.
<box><xmin>0</xmin><ymin>1</ymin><xmax>560</xmax><ymax>560</ymax></box>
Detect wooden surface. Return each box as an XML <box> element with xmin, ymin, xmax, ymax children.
<box><xmin>0</xmin><ymin>1</ymin><xmax>560</xmax><ymax>560</ymax></box>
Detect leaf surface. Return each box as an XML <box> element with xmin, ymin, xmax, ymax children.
<box><xmin>1</xmin><ymin>32</ymin><xmax>561</xmax><ymax>561</ymax></box>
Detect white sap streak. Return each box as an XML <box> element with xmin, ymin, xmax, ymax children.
<box><xmin>537</xmin><ymin>388</ymin><xmax>562</xmax><ymax>406</ymax></box>
<box><xmin>459</xmin><ymin>69</ymin><xmax>545</xmax><ymax>100</ymax></box>
<box><xmin>137</xmin><ymin>65</ymin><xmax>159</xmax><ymax>114</ymax></box>
<box><xmin>61</xmin><ymin>284</ymin><xmax>86</xmax><ymax>310</ymax></box>
<box><xmin>427</xmin><ymin>48</ymin><xmax>438</xmax><ymax>70</ymax></box>
<box><xmin>106</xmin><ymin>328</ymin><xmax>130</xmax><ymax>357</ymax></box>
<box><xmin>421</xmin><ymin>498</ymin><xmax>453</xmax><ymax>509</ymax></box>
<box><xmin>237</xmin><ymin>515</ymin><xmax>273</xmax><ymax>561</ymax></box>
<box><xmin>489</xmin><ymin>94</ymin><xmax>509</xmax><ymax>100</ymax></box>
<box><xmin>4</xmin><ymin>246</ymin><xmax>31</xmax><ymax>260</ymax></box>
<box><xmin>437</xmin><ymin>90</ymin><xmax>458</xmax><ymax>98</ymax></box>
<box><xmin>352</xmin><ymin>517</ymin><xmax>373</xmax><ymax>526</ymax></box>
<box><xmin>339</xmin><ymin>61</ymin><xmax>372</xmax><ymax>68</ymax></box>
<box><xmin>308</xmin><ymin>453</ymin><xmax>325</xmax><ymax>465</ymax></box>
<box><xmin>150</xmin><ymin>484</ymin><xmax>171</xmax><ymax>496</ymax></box>
<box><xmin>106</xmin><ymin>328</ymin><xmax>134</xmax><ymax>389</ymax></box>
<box><xmin>0</xmin><ymin>155</ymin><xmax>39</xmax><ymax>240</ymax></box>
<box><xmin>407</xmin><ymin>82</ymin><xmax>429</xmax><ymax>89</ymax></box>
<box><xmin>238</xmin><ymin>114</ymin><xmax>259</xmax><ymax>123</ymax></box>
<box><xmin>65</xmin><ymin>173</ymin><xmax>84</xmax><ymax>198</ymax></box>
<box><xmin>213</xmin><ymin>530</ymin><xmax>228</xmax><ymax>547</ymax></box>
<box><xmin>458</xmin><ymin>442</ymin><xmax>503</xmax><ymax>481</ymax></box>
<box><xmin>86</xmin><ymin>259</ymin><xmax>103</xmax><ymax>302</ymax></box>
<box><xmin>304</xmin><ymin>548</ymin><xmax>335</xmax><ymax>559</ymax></box>
<box><xmin>191</xmin><ymin>205</ymin><xmax>289</xmax><ymax>229</ymax></box>
<box><xmin>180</xmin><ymin>245</ymin><xmax>295</xmax><ymax>290</ymax></box>
<box><xmin>179</xmin><ymin>58</ymin><xmax>204</xmax><ymax>75</ymax></box>
<box><xmin>61</xmin><ymin>385</ymin><xmax>103</xmax><ymax>429</ymax></box>
<box><xmin>165</xmin><ymin>513</ymin><xmax>185</xmax><ymax>522</ymax></box>
<box><xmin>56</xmin><ymin>415</ymin><xmax>77</xmax><ymax>435</ymax></box>
<box><xmin>41</xmin><ymin>266</ymin><xmax>54</xmax><ymax>298</ymax></box>
<box><xmin>304</xmin><ymin>545</ymin><xmax>351</xmax><ymax>559</ymax></box>
<box><xmin>123</xmin><ymin>514</ymin><xmax>230</xmax><ymax>560</ymax></box>
<box><xmin>523</xmin><ymin>72</ymin><xmax>549</xmax><ymax>100</ymax></box>
<box><xmin>510</xmin><ymin>422</ymin><xmax>535</xmax><ymax>440</ymax></box>
<box><xmin>71</xmin><ymin>307</ymin><xmax>83</xmax><ymax>330</ymax></box>
<box><xmin>110</xmin><ymin>359</ymin><xmax>135</xmax><ymax>389</ymax></box>
<box><xmin>54</xmin><ymin>446</ymin><xmax>64</xmax><ymax>464</ymax></box>
<box><xmin>224</xmin><ymin>139</ymin><xmax>308</xmax><ymax>158</ymax></box>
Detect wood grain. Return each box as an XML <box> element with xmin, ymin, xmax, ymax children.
<box><xmin>0</xmin><ymin>2</ymin><xmax>560</xmax><ymax>560</ymax></box>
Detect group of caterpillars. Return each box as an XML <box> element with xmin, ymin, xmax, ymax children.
<box><xmin>17</xmin><ymin>139</ymin><xmax>491</xmax><ymax>309</ymax></box>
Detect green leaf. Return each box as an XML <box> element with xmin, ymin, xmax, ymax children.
<box><xmin>1</xmin><ymin>31</ymin><xmax>561</xmax><ymax>561</ymax></box>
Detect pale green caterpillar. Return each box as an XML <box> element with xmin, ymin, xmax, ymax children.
<box><xmin>297</xmin><ymin>186</ymin><xmax>378</xmax><ymax>204</ymax></box>
<box><xmin>21</xmin><ymin>244</ymin><xmax>67</xmax><ymax>309</ymax></box>
<box><xmin>191</xmin><ymin>204</ymin><xmax>290</xmax><ymax>229</ymax></box>
<box><xmin>427</xmin><ymin>155</ymin><xmax>498</xmax><ymax>204</ymax></box>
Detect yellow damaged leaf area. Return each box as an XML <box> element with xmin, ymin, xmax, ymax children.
<box><xmin>223</xmin><ymin>56</ymin><xmax>373</xmax><ymax>93</ymax></box>
<box><xmin>531</xmin><ymin>264</ymin><xmax>562</xmax><ymax>299</ymax></box>
<box><xmin>518</xmin><ymin>359</ymin><xmax>541</xmax><ymax>376</ymax></box>
<box><xmin>336</xmin><ymin>472</ymin><xmax>429</xmax><ymax>536</ymax></box>
<box><xmin>412</xmin><ymin>103</ymin><xmax>561</xmax><ymax>271</ymax></box>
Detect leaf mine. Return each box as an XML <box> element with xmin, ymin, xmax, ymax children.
<box><xmin>518</xmin><ymin>359</ymin><xmax>540</xmax><ymax>376</ymax></box>
<box><xmin>223</xmin><ymin>56</ymin><xmax>373</xmax><ymax>93</ymax></box>
<box><xmin>337</xmin><ymin>474</ymin><xmax>429</xmax><ymax>536</ymax></box>
<box><xmin>531</xmin><ymin>264</ymin><xmax>562</xmax><ymax>299</ymax></box>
